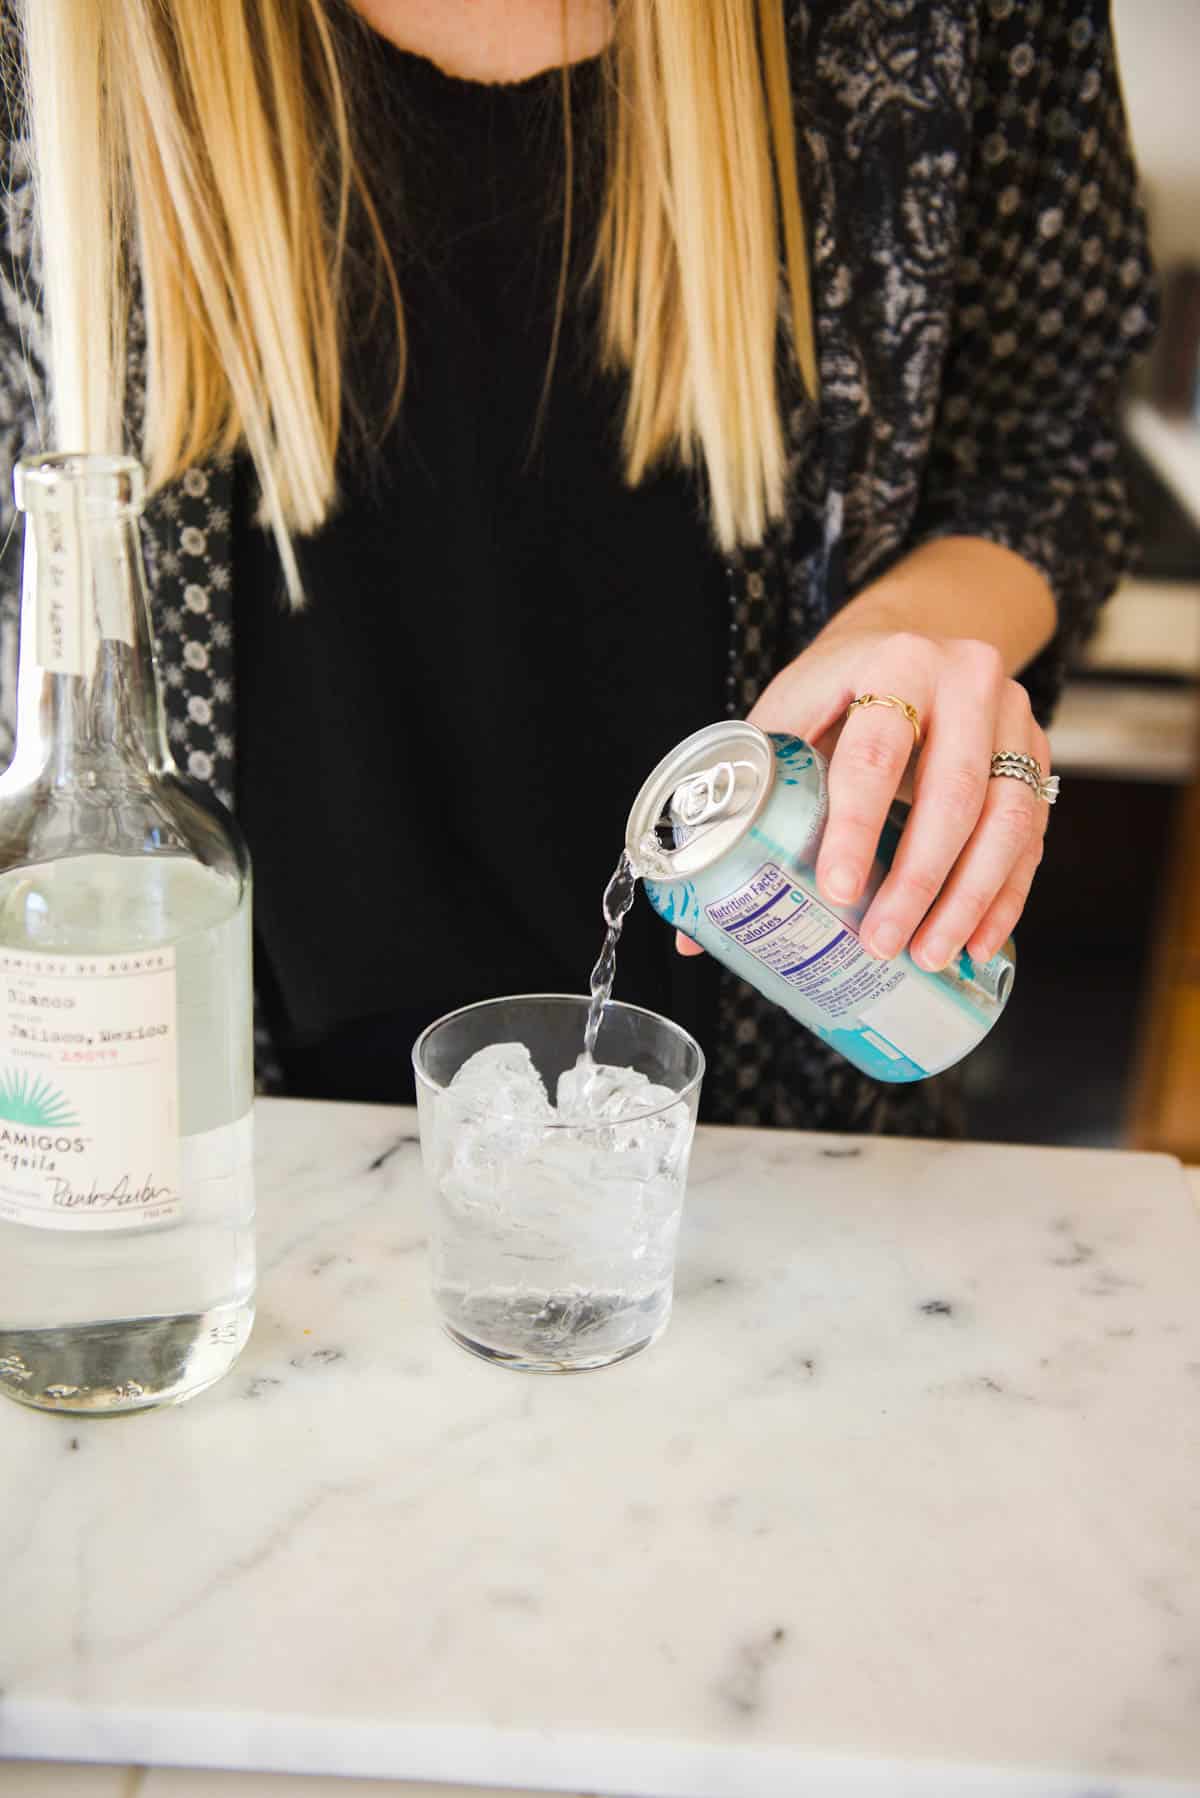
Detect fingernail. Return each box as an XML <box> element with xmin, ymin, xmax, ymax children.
<box><xmin>825</xmin><ymin>864</ymin><xmax>859</xmax><ymax>903</ymax></box>
<box><xmin>869</xmin><ymin>920</ymin><xmax>903</xmax><ymax>960</ymax></box>
<box><xmin>915</xmin><ymin>937</ymin><xmax>956</xmax><ymax>971</ymax></box>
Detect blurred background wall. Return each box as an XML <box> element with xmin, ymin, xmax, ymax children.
<box><xmin>965</xmin><ymin>0</ymin><xmax>1200</xmax><ymax>1155</ymax></box>
<box><xmin>1114</xmin><ymin>0</ymin><xmax>1199</xmax><ymax>271</ymax></box>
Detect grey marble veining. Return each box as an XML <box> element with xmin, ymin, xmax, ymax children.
<box><xmin>1</xmin><ymin>1100</ymin><xmax>1198</xmax><ymax>1796</ymax></box>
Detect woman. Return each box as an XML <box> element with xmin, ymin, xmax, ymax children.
<box><xmin>0</xmin><ymin>0</ymin><xmax>1154</xmax><ymax>1132</ymax></box>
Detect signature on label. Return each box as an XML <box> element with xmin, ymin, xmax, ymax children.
<box><xmin>49</xmin><ymin>1171</ymin><xmax>176</xmax><ymax>1212</ymax></box>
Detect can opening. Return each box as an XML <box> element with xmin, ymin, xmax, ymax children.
<box><xmin>634</xmin><ymin>766</ymin><xmax>758</xmax><ymax>876</ymax></box>
<box><xmin>625</xmin><ymin>722</ymin><xmax>776</xmax><ymax>880</ymax></box>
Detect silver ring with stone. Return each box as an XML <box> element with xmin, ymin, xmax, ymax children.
<box><xmin>989</xmin><ymin>752</ymin><xmax>1059</xmax><ymax>806</ymax></box>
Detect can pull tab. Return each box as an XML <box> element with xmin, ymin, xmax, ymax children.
<box><xmin>670</xmin><ymin>759</ymin><xmax>758</xmax><ymax>827</ymax></box>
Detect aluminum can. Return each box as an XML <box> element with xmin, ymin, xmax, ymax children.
<box><xmin>625</xmin><ymin>722</ymin><xmax>1014</xmax><ymax>1083</ymax></box>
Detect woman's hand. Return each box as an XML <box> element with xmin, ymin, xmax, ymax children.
<box><xmin>678</xmin><ymin>617</ymin><xmax>1053</xmax><ymax>972</ymax></box>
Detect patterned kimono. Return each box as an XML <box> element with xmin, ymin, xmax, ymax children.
<box><xmin>0</xmin><ymin>1</ymin><xmax>1155</xmax><ymax>1133</ymax></box>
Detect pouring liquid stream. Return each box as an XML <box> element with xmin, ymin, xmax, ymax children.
<box><xmin>578</xmin><ymin>850</ymin><xmax>640</xmax><ymax>1093</ymax></box>
<box><xmin>573</xmin><ymin>761</ymin><xmax>757</xmax><ymax>1113</ymax></box>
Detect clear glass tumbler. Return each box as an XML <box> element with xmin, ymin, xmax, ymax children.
<box><xmin>413</xmin><ymin>994</ymin><xmax>704</xmax><ymax>1371</ymax></box>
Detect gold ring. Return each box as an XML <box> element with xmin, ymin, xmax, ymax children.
<box><xmin>846</xmin><ymin>692</ymin><xmax>923</xmax><ymax>750</ymax></box>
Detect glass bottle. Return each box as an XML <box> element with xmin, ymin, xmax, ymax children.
<box><xmin>0</xmin><ymin>455</ymin><xmax>254</xmax><ymax>1414</ymax></box>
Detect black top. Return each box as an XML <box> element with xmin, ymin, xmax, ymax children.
<box><xmin>234</xmin><ymin>41</ymin><xmax>728</xmax><ymax>1102</ymax></box>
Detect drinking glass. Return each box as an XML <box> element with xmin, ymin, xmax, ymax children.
<box><xmin>412</xmin><ymin>994</ymin><xmax>703</xmax><ymax>1371</ymax></box>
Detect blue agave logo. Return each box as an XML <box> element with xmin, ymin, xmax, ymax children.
<box><xmin>0</xmin><ymin>1069</ymin><xmax>80</xmax><ymax>1129</ymax></box>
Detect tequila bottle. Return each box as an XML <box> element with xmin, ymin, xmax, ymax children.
<box><xmin>0</xmin><ymin>455</ymin><xmax>254</xmax><ymax>1413</ymax></box>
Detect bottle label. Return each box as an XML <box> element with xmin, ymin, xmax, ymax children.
<box><xmin>0</xmin><ymin>948</ymin><xmax>181</xmax><ymax>1231</ymax></box>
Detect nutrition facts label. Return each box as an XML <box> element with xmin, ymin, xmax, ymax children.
<box><xmin>705</xmin><ymin>862</ymin><xmax>902</xmax><ymax>1021</ymax></box>
<box><xmin>704</xmin><ymin>860</ymin><xmax>983</xmax><ymax>1074</ymax></box>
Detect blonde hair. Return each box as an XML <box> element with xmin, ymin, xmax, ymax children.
<box><xmin>19</xmin><ymin>1</ymin><xmax>817</xmax><ymax>597</ymax></box>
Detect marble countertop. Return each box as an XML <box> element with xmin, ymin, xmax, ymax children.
<box><xmin>2</xmin><ymin>1100</ymin><xmax>1199</xmax><ymax>1797</ymax></box>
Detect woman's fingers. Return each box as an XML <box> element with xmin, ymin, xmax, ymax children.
<box><xmin>747</xmin><ymin>656</ymin><xmax>857</xmax><ymax>745</ymax></box>
<box><xmin>965</xmin><ymin>836</ymin><xmax>1043</xmax><ymax>966</ymax></box>
<box><xmin>678</xmin><ymin>630</ymin><xmax>1052</xmax><ymax>966</ymax></box>
<box><xmin>908</xmin><ymin>686</ymin><xmax>1048</xmax><ymax>969</ymax></box>
<box><xmin>963</xmin><ymin>718</ymin><xmax>1053</xmax><ymax>963</ymax></box>
<box><xmin>858</xmin><ymin>640</ymin><xmax>1004</xmax><ymax>960</ymax></box>
<box><xmin>815</xmin><ymin>637</ymin><xmax>937</xmax><ymax>910</ymax></box>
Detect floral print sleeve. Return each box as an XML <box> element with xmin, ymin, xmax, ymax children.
<box><xmin>911</xmin><ymin>0</ymin><xmax>1156</xmax><ymax>720</ymax></box>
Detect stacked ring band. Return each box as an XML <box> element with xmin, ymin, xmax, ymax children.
<box><xmin>991</xmin><ymin>751</ymin><xmax>1042</xmax><ymax>778</ymax></box>
<box><xmin>990</xmin><ymin>751</ymin><xmax>1060</xmax><ymax>805</ymax></box>
<box><xmin>846</xmin><ymin>692</ymin><xmax>923</xmax><ymax>749</ymax></box>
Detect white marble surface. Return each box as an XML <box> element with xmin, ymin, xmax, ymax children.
<box><xmin>2</xmin><ymin>1100</ymin><xmax>1199</xmax><ymax>1797</ymax></box>
<box><xmin>0</xmin><ymin>1767</ymin><xmax>552</xmax><ymax>1798</ymax></box>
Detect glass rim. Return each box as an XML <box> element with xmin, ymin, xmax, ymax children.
<box><xmin>411</xmin><ymin>991</ymin><xmax>705</xmax><ymax>1127</ymax></box>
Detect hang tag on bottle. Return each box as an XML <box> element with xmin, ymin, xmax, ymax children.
<box><xmin>32</xmin><ymin>479</ymin><xmax>96</xmax><ymax>677</ymax></box>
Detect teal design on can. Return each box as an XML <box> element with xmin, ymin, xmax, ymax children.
<box><xmin>626</xmin><ymin>723</ymin><xmax>1014</xmax><ymax>1083</ymax></box>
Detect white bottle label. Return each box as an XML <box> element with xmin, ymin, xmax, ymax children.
<box><xmin>0</xmin><ymin>948</ymin><xmax>181</xmax><ymax>1231</ymax></box>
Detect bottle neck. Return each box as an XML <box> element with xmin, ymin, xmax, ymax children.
<box><xmin>12</xmin><ymin>470</ymin><xmax>171</xmax><ymax>787</ymax></box>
